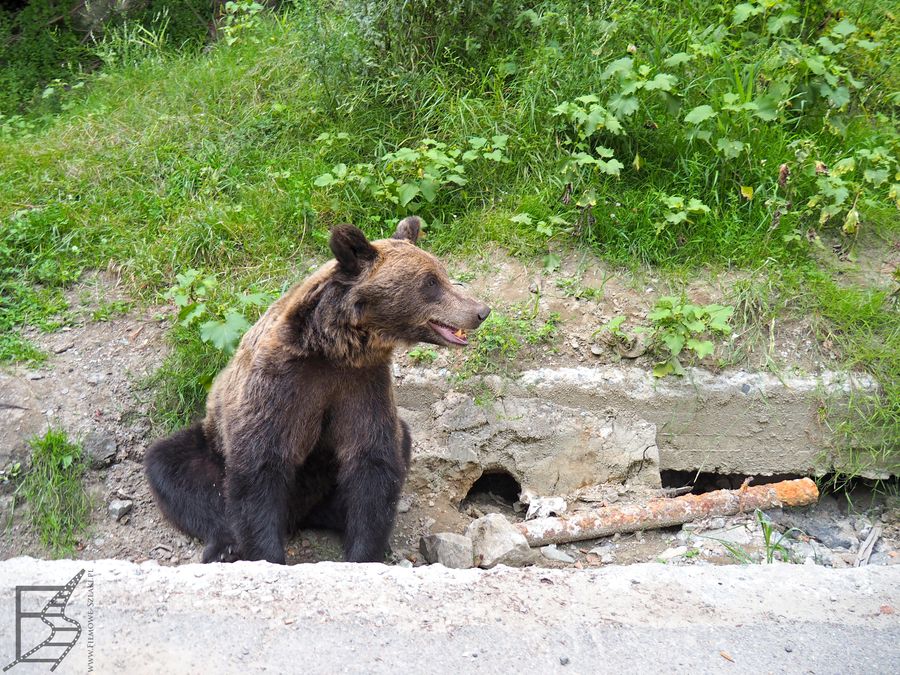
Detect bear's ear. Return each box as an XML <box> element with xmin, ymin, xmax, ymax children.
<box><xmin>391</xmin><ymin>216</ymin><xmax>422</xmax><ymax>244</ymax></box>
<box><xmin>330</xmin><ymin>225</ymin><xmax>377</xmax><ymax>276</ymax></box>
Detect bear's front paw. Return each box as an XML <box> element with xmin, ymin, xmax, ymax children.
<box><xmin>202</xmin><ymin>540</ymin><xmax>240</xmax><ymax>563</ymax></box>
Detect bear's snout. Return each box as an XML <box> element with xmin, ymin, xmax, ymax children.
<box><xmin>475</xmin><ymin>303</ymin><xmax>491</xmax><ymax>324</ymax></box>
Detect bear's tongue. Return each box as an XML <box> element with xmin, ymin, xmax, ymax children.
<box><xmin>429</xmin><ymin>321</ymin><xmax>468</xmax><ymax>346</ymax></box>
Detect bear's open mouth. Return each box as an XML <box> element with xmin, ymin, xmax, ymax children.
<box><xmin>428</xmin><ymin>320</ymin><xmax>468</xmax><ymax>346</ymax></box>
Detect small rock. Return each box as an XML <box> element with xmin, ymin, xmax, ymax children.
<box><xmin>419</xmin><ymin>533</ymin><xmax>474</xmax><ymax>569</ymax></box>
<box><xmin>525</xmin><ymin>496</ymin><xmax>567</xmax><ymax>520</ymax></box>
<box><xmin>540</xmin><ymin>544</ymin><xmax>575</xmax><ymax>564</ymax></box>
<box><xmin>83</xmin><ymin>431</ymin><xmax>118</xmax><ymax>469</ymax></box>
<box><xmin>53</xmin><ymin>342</ymin><xmax>75</xmax><ymax>354</ymax></box>
<box><xmin>708</xmin><ymin>517</ymin><xmax>726</xmax><ymax>530</ymax></box>
<box><xmin>570</xmin><ymin>339</ymin><xmax>579</xmax><ymax>350</ymax></box>
<box><xmin>108</xmin><ymin>499</ymin><xmax>133</xmax><ymax>521</ymax></box>
<box><xmin>86</xmin><ymin>373</ymin><xmax>105</xmax><ymax>385</ymax></box>
<box><xmin>560</xmin><ymin>656</ymin><xmax>570</xmax><ymax>666</ymax></box>
<box><xmin>396</xmin><ymin>495</ymin><xmax>413</xmax><ymax>514</ymax></box>
<box><xmin>26</xmin><ymin>372</ymin><xmax>45</xmax><ymax>381</ymax></box>
<box><xmin>658</xmin><ymin>546</ymin><xmax>688</xmax><ymax>561</ymax></box>
<box><xmin>590</xmin><ymin>344</ymin><xmax>603</xmax><ymax>356</ymax></box>
<box><xmin>600</xmin><ymin>553</ymin><xmax>614</xmax><ymax>564</ymax></box>
<box><xmin>465</xmin><ymin>513</ymin><xmax>533</xmax><ymax>568</ymax></box>
<box><xmin>395</xmin><ymin>558</ymin><xmax>414</xmax><ymax>568</ymax></box>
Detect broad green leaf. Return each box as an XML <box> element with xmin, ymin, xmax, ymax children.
<box><xmin>510</xmin><ymin>213</ymin><xmax>534</xmax><ymax>225</ymax></box>
<box><xmin>687</xmin><ymin>198</ymin><xmax>710</xmax><ymax>213</ymax></box>
<box><xmin>733</xmin><ymin>3</ymin><xmax>762</xmax><ymax>24</ymax></box>
<box><xmin>178</xmin><ymin>302</ymin><xmax>206</xmax><ymax>326</ymax></box>
<box><xmin>313</xmin><ymin>173</ymin><xmax>335</xmax><ymax>187</ymax></box>
<box><xmin>863</xmin><ymin>168</ymin><xmax>888</xmax><ymax>186</ymax></box>
<box><xmin>716</xmin><ymin>138</ymin><xmax>745</xmax><ymax>159</ymax></box>
<box><xmin>653</xmin><ymin>361</ymin><xmax>674</xmax><ymax>378</ymax></box>
<box><xmin>842</xmin><ymin>208</ymin><xmax>860</xmax><ymax>235</ymax></box>
<box><xmin>684</xmin><ymin>105</ymin><xmax>717</xmax><ymax>124</ymax></box>
<box><xmin>536</xmin><ymin>222</ymin><xmax>553</xmax><ymax>236</ymax></box>
<box><xmin>398</xmin><ymin>183</ymin><xmax>420</xmax><ymax>206</ymax></box>
<box><xmin>483</xmin><ymin>149</ymin><xmax>505</xmax><ymax>161</ymax></box>
<box><xmin>597</xmin><ymin>159</ymin><xmax>624</xmax><ymax>176</ymax></box>
<box><xmin>468</xmin><ymin>136</ymin><xmax>487</xmax><ymax>149</ymax></box>
<box><xmin>740</xmin><ymin>185</ymin><xmax>754</xmax><ymax>200</ymax></box>
<box><xmin>600</xmin><ymin>57</ymin><xmax>634</xmax><ymax>81</ymax></box>
<box><xmin>831</xmin><ymin>19</ymin><xmax>857</xmax><ymax>37</ymax></box>
<box><xmin>491</xmin><ymin>134</ymin><xmax>509</xmax><ymax>148</ymax></box>
<box><xmin>644</xmin><ymin>73</ymin><xmax>677</xmax><ymax>92</ymax></box>
<box><xmin>686</xmin><ymin>338</ymin><xmax>715</xmax><ymax>359</ymax></box>
<box><xmin>767</xmin><ymin>13</ymin><xmax>798</xmax><ymax>34</ymax></box>
<box><xmin>609</xmin><ymin>95</ymin><xmax>639</xmax><ymax>117</ymax></box>
<box><xmin>543</xmin><ymin>253</ymin><xmax>561</xmax><ymax>272</ymax></box>
<box><xmin>663</xmin><ymin>52</ymin><xmax>693</xmax><ymax>67</ymax></box>
<box><xmin>419</xmin><ymin>178</ymin><xmax>438</xmax><ymax>202</ymax></box>
<box><xmin>200</xmin><ymin>311</ymin><xmax>251</xmax><ymax>355</ymax></box>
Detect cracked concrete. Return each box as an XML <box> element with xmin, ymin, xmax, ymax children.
<box><xmin>395</xmin><ymin>366</ymin><xmax>883</xmax><ymax>493</ymax></box>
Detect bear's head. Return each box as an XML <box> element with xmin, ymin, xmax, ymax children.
<box><xmin>329</xmin><ymin>217</ymin><xmax>491</xmax><ymax>349</ymax></box>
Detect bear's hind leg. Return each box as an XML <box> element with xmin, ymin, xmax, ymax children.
<box><xmin>144</xmin><ymin>424</ymin><xmax>237</xmax><ymax>562</ymax></box>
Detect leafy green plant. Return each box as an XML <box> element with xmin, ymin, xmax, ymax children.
<box><xmin>647</xmin><ymin>297</ymin><xmax>733</xmax><ymax>377</ymax></box>
<box><xmin>458</xmin><ymin>309</ymin><xmax>560</xmax><ymax>379</ymax></box>
<box><xmin>407</xmin><ymin>346</ymin><xmax>437</xmax><ymax>364</ymax></box>
<box><xmin>221</xmin><ymin>1</ymin><xmax>266</xmax><ymax>46</ymax></box>
<box><xmin>599</xmin><ymin>297</ymin><xmax>733</xmax><ymax>376</ymax></box>
<box><xmin>0</xmin><ymin>461</ymin><xmax>22</xmax><ymax>485</ymax></box>
<box><xmin>165</xmin><ymin>269</ymin><xmax>269</xmax><ymax>356</ymax></box>
<box><xmin>555</xmin><ymin>277</ymin><xmax>605</xmax><ymax>301</ymax></box>
<box><xmin>313</xmin><ymin>135</ymin><xmax>508</xmax><ymax>212</ymax></box>
<box><xmin>16</xmin><ymin>429</ymin><xmax>90</xmax><ymax>556</ymax></box>
<box><xmin>658</xmin><ymin>195</ymin><xmax>711</xmax><ymax>235</ymax></box>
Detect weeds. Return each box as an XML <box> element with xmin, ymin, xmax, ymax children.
<box><xmin>457</xmin><ymin>309</ymin><xmax>560</xmax><ymax>379</ymax></box>
<box><xmin>0</xmin><ymin>0</ymin><xmax>896</xmax><ymax>479</ymax></box>
<box><xmin>15</xmin><ymin>429</ymin><xmax>91</xmax><ymax>557</ymax></box>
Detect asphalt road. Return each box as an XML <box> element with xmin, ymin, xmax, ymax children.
<box><xmin>1</xmin><ymin>557</ymin><xmax>897</xmax><ymax>674</ymax></box>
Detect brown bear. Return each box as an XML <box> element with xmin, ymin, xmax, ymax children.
<box><xmin>144</xmin><ymin>217</ymin><xmax>490</xmax><ymax>564</ymax></box>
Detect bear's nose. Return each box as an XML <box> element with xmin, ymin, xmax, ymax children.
<box><xmin>477</xmin><ymin>305</ymin><xmax>491</xmax><ymax>322</ymax></box>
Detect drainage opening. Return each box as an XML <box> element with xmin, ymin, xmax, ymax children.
<box><xmin>660</xmin><ymin>470</ymin><xmax>805</xmax><ymax>495</ymax></box>
<box><xmin>460</xmin><ymin>470</ymin><xmax>522</xmax><ymax>513</ymax></box>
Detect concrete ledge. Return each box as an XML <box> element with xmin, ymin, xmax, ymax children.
<box><xmin>0</xmin><ymin>557</ymin><xmax>896</xmax><ymax>673</ymax></box>
<box><xmin>396</xmin><ymin>366</ymin><xmax>880</xmax><ymax>486</ymax></box>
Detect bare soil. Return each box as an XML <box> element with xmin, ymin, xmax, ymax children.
<box><xmin>0</xmin><ymin>261</ymin><xmax>896</xmax><ymax>569</ymax></box>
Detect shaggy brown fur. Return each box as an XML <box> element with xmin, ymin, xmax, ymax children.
<box><xmin>145</xmin><ymin>217</ymin><xmax>490</xmax><ymax>563</ymax></box>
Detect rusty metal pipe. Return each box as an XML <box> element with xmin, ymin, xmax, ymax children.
<box><xmin>516</xmin><ymin>478</ymin><xmax>820</xmax><ymax>547</ymax></box>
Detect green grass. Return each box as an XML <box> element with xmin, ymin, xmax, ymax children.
<box><xmin>0</xmin><ymin>0</ymin><xmax>897</xmax><ymax>477</ymax></box>
<box><xmin>15</xmin><ymin>429</ymin><xmax>91</xmax><ymax>557</ymax></box>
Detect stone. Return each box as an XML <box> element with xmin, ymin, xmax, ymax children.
<box><xmin>109</xmin><ymin>499</ymin><xmax>133</xmax><ymax>521</ymax></box>
<box><xmin>465</xmin><ymin>514</ymin><xmax>533</xmax><ymax>568</ymax></box>
<box><xmin>83</xmin><ymin>431</ymin><xmax>118</xmax><ymax>469</ymax></box>
<box><xmin>396</xmin><ymin>495</ymin><xmax>413</xmax><ymax>514</ymax></box>
<box><xmin>540</xmin><ymin>544</ymin><xmax>575</xmax><ymax>564</ymax></box>
<box><xmin>525</xmin><ymin>496</ymin><xmax>567</xmax><ymax>521</ymax></box>
<box><xmin>419</xmin><ymin>533</ymin><xmax>474</xmax><ymax>569</ymax></box>
<box><xmin>658</xmin><ymin>546</ymin><xmax>688</xmax><ymax>561</ymax></box>
<box><xmin>0</xmin><ymin>374</ymin><xmax>47</xmax><ymax>470</ymax></box>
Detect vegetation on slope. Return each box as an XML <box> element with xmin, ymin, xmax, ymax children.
<box><xmin>1</xmin><ymin>0</ymin><xmax>897</xmax><ymax>476</ymax></box>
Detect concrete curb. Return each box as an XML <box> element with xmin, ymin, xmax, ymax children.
<box><xmin>395</xmin><ymin>366</ymin><xmax>881</xmax><ymax>490</ymax></box>
<box><xmin>0</xmin><ymin>557</ymin><xmax>897</xmax><ymax>673</ymax></box>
